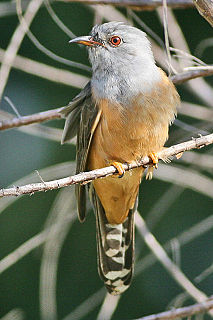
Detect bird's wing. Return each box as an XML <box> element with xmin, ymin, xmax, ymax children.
<box><xmin>76</xmin><ymin>96</ymin><xmax>101</xmax><ymax>222</ymax></box>
<box><xmin>60</xmin><ymin>82</ymin><xmax>92</xmax><ymax>144</ymax></box>
<box><xmin>61</xmin><ymin>82</ymin><xmax>102</xmax><ymax>222</ymax></box>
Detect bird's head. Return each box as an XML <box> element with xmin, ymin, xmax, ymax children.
<box><xmin>69</xmin><ymin>22</ymin><xmax>155</xmax><ymax>72</ymax></box>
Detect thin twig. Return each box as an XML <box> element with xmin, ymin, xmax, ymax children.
<box><xmin>170</xmin><ymin>47</ymin><xmax>207</xmax><ymax>66</ymax></box>
<box><xmin>162</xmin><ymin>0</ymin><xmax>177</xmax><ymax>75</ymax></box>
<box><xmin>16</xmin><ymin>0</ymin><xmax>91</xmax><ymax>72</ymax></box>
<box><xmin>170</xmin><ymin>67</ymin><xmax>213</xmax><ymax>84</ymax></box>
<box><xmin>0</xmin><ymin>107</ymin><xmax>64</xmax><ymax>131</ymax></box>
<box><xmin>0</xmin><ymin>229</ymin><xmax>49</xmax><ymax>274</ymax></box>
<box><xmin>135</xmin><ymin>213</ymin><xmax>213</xmax><ymax>317</ymax></box>
<box><xmin>0</xmin><ymin>0</ymin><xmax>43</xmax><ymax>101</ymax></box>
<box><xmin>4</xmin><ymin>96</ymin><xmax>22</xmax><ymax>118</ymax></box>
<box><xmin>135</xmin><ymin>296</ymin><xmax>213</xmax><ymax>320</ymax></box>
<box><xmin>128</xmin><ymin>10</ymin><xmax>165</xmax><ymax>48</ymax></box>
<box><xmin>44</xmin><ymin>0</ymin><xmax>76</xmax><ymax>38</ymax></box>
<box><xmin>62</xmin><ymin>289</ymin><xmax>106</xmax><ymax>320</ymax></box>
<box><xmin>195</xmin><ymin>263</ymin><xmax>213</xmax><ymax>283</ymax></box>
<box><xmin>60</xmin><ymin>0</ymin><xmax>194</xmax><ymax>10</ymax></box>
<box><xmin>0</xmin><ymin>133</ymin><xmax>212</xmax><ymax>198</ymax></box>
<box><xmin>157</xmin><ymin>7</ymin><xmax>213</xmax><ymax>107</ymax></box>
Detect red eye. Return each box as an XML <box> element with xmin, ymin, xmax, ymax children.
<box><xmin>109</xmin><ymin>36</ymin><xmax>122</xmax><ymax>47</ymax></box>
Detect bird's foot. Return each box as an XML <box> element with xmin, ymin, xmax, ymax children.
<box><xmin>149</xmin><ymin>152</ymin><xmax>158</xmax><ymax>168</ymax></box>
<box><xmin>110</xmin><ymin>161</ymin><xmax>125</xmax><ymax>178</ymax></box>
<box><xmin>146</xmin><ymin>152</ymin><xmax>158</xmax><ymax>180</ymax></box>
<box><xmin>146</xmin><ymin>166</ymin><xmax>154</xmax><ymax>180</ymax></box>
<box><xmin>176</xmin><ymin>152</ymin><xmax>183</xmax><ymax>159</ymax></box>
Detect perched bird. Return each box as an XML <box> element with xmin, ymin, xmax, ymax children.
<box><xmin>61</xmin><ymin>22</ymin><xmax>180</xmax><ymax>295</ymax></box>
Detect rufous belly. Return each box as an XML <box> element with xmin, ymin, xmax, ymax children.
<box><xmin>88</xmin><ymin>73</ymin><xmax>179</xmax><ymax>224</ymax></box>
<box><xmin>87</xmin><ymin>99</ymin><xmax>167</xmax><ymax>224</ymax></box>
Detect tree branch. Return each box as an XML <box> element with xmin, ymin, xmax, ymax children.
<box><xmin>0</xmin><ymin>107</ymin><xmax>64</xmax><ymax>131</ymax></box>
<box><xmin>0</xmin><ymin>133</ymin><xmax>212</xmax><ymax>198</ymax></box>
<box><xmin>1</xmin><ymin>66</ymin><xmax>213</xmax><ymax>132</ymax></box>
<box><xmin>170</xmin><ymin>66</ymin><xmax>213</xmax><ymax>84</ymax></box>
<box><xmin>60</xmin><ymin>0</ymin><xmax>194</xmax><ymax>10</ymax></box>
<box><xmin>193</xmin><ymin>0</ymin><xmax>213</xmax><ymax>27</ymax></box>
<box><xmin>136</xmin><ymin>296</ymin><xmax>213</xmax><ymax>320</ymax></box>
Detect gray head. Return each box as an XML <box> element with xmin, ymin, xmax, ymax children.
<box><xmin>70</xmin><ymin>22</ymin><xmax>161</xmax><ymax>103</ymax></box>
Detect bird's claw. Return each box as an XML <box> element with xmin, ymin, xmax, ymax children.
<box><xmin>111</xmin><ymin>161</ymin><xmax>125</xmax><ymax>178</ymax></box>
<box><xmin>146</xmin><ymin>152</ymin><xmax>159</xmax><ymax>180</ymax></box>
<box><xmin>149</xmin><ymin>152</ymin><xmax>158</xmax><ymax>168</ymax></box>
<box><xmin>146</xmin><ymin>167</ymin><xmax>154</xmax><ymax>180</ymax></box>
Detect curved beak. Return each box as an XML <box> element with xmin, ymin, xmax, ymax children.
<box><xmin>69</xmin><ymin>36</ymin><xmax>104</xmax><ymax>47</ymax></box>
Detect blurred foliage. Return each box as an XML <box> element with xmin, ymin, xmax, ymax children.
<box><xmin>0</xmin><ymin>1</ymin><xmax>212</xmax><ymax>320</ymax></box>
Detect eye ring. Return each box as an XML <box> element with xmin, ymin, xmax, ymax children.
<box><xmin>109</xmin><ymin>36</ymin><xmax>122</xmax><ymax>47</ymax></box>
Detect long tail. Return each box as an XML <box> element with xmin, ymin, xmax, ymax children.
<box><xmin>91</xmin><ymin>187</ymin><xmax>137</xmax><ymax>295</ymax></box>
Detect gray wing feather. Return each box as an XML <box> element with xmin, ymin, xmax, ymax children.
<box><xmin>76</xmin><ymin>94</ymin><xmax>100</xmax><ymax>222</ymax></box>
<box><xmin>61</xmin><ymin>82</ymin><xmax>100</xmax><ymax>222</ymax></box>
<box><xmin>60</xmin><ymin>82</ymin><xmax>92</xmax><ymax>144</ymax></box>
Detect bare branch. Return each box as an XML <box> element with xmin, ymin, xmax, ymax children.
<box><xmin>170</xmin><ymin>66</ymin><xmax>213</xmax><ymax>84</ymax></box>
<box><xmin>0</xmin><ymin>133</ymin><xmax>212</xmax><ymax>198</ymax></box>
<box><xmin>193</xmin><ymin>0</ymin><xmax>213</xmax><ymax>27</ymax></box>
<box><xmin>0</xmin><ymin>107</ymin><xmax>63</xmax><ymax>131</ymax></box>
<box><xmin>60</xmin><ymin>0</ymin><xmax>194</xmax><ymax>10</ymax></box>
<box><xmin>157</xmin><ymin>8</ymin><xmax>213</xmax><ymax>106</ymax></box>
<box><xmin>135</xmin><ymin>212</ymin><xmax>211</xmax><ymax>309</ymax></box>
<box><xmin>16</xmin><ymin>0</ymin><xmax>90</xmax><ymax>72</ymax></box>
<box><xmin>136</xmin><ymin>296</ymin><xmax>213</xmax><ymax>320</ymax></box>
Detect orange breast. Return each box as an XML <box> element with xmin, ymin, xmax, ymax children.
<box><xmin>87</xmin><ymin>72</ymin><xmax>179</xmax><ymax>224</ymax></box>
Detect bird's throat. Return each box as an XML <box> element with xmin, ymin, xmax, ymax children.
<box><xmin>91</xmin><ymin>62</ymin><xmax>161</xmax><ymax>106</ymax></box>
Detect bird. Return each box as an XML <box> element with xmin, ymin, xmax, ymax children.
<box><xmin>61</xmin><ymin>21</ymin><xmax>180</xmax><ymax>295</ymax></box>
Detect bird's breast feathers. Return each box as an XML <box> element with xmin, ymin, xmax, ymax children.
<box><xmin>90</xmin><ymin>68</ymin><xmax>179</xmax><ymax>165</ymax></box>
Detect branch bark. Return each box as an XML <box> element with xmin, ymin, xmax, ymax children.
<box><xmin>0</xmin><ymin>133</ymin><xmax>212</xmax><ymax>198</ymax></box>
<box><xmin>170</xmin><ymin>66</ymin><xmax>213</xmax><ymax>84</ymax></box>
<box><xmin>0</xmin><ymin>107</ymin><xmax>64</xmax><ymax>131</ymax></box>
<box><xmin>60</xmin><ymin>0</ymin><xmax>194</xmax><ymax>10</ymax></box>
<box><xmin>136</xmin><ymin>296</ymin><xmax>213</xmax><ymax>320</ymax></box>
<box><xmin>1</xmin><ymin>66</ymin><xmax>213</xmax><ymax>132</ymax></box>
<box><xmin>193</xmin><ymin>0</ymin><xmax>213</xmax><ymax>27</ymax></box>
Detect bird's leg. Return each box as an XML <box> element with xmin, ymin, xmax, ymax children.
<box><xmin>149</xmin><ymin>152</ymin><xmax>159</xmax><ymax>167</ymax></box>
<box><xmin>110</xmin><ymin>161</ymin><xmax>125</xmax><ymax>178</ymax></box>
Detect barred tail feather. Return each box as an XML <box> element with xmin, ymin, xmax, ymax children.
<box><xmin>91</xmin><ymin>187</ymin><xmax>137</xmax><ymax>295</ymax></box>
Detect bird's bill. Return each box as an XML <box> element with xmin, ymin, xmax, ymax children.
<box><xmin>69</xmin><ymin>36</ymin><xmax>104</xmax><ymax>47</ymax></box>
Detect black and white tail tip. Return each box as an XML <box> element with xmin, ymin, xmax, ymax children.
<box><xmin>96</xmin><ymin>208</ymin><xmax>135</xmax><ymax>295</ymax></box>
